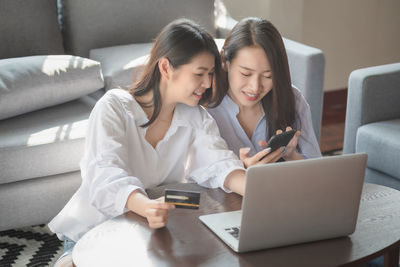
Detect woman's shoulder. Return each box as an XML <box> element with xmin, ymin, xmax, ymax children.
<box><xmin>176</xmin><ymin>104</ymin><xmax>214</xmax><ymax>129</ymax></box>
<box><xmin>291</xmin><ymin>86</ymin><xmax>303</xmax><ymax>99</ymax></box>
<box><xmin>291</xmin><ymin>86</ymin><xmax>310</xmax><ymax>110</ymax></box>
<box><xmin>207</xmin><ymin>95</ymin><xmax>237</xmax><ymax>119</ymax></box>
<box><xmin>100</xmin><ymin>89</ymin><xmax>134</xmax><ymax>104</ymax></box>
<box><xmin>95</xmin><ymin>89</ymin><xmax>144</xmax><ymax>119</ymax></box>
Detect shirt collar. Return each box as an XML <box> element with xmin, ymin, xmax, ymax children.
<box><xmin>222</xmin><ymin>94</ymin><xmax>265</xmax><ymax>119</ymax></box>
<box><xmin>222</xmin><ymin>94</ymin><xmax>240</xmax><ymax>115</ymax></box>
<box><xmin>172</xmin><ymin>103</ymin><xmax>194</xmax><ymax>128</ymax></box>
<box><xmin>130</xmin><ymin>98</ymin><xmax>150</xmax><ymax>126</ymax></box>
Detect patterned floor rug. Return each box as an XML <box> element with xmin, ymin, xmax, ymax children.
<box><xmin>0</xmin><ymin>224</ymin><xmax>63</xmax><ymax>267</ymax></box>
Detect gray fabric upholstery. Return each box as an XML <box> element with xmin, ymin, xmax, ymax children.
<box><xmin>0</xmin><ymin>171</ymin><xmax>81</xmax><ymax>231</ymax></box>
<box><xmin>343</xmin><ymin>62</ymin><xmax>400</xmax><ymax>190</ymax></box>
<box><xmin>343</xmin><ymin>62</ymin><xmax>400</xmax><ymax>154</ymax></box>
<box><xmin>356</xmin><ymin>119</ymin><xmax>400</xmax><ymax>179</ymax></box>
<box><xmin>0</xmin><ymin>97</ymin><xmax>96</xmax><ymax>184</ymax></box>
<box><xmin>90</xmin><ymin>43</ymin><xmax>152</xmax><ymax>90</ymax></box>
<box><xmin>0</xmin><ymin>0</ymin><xmax>64</xmax><ymax>59</ymax></box>
<box><xmin>364</xmin><ymin>168</ymin><xmax>400</xmax><ymax>191</ymax></box>
<box><xmin>61</xmin><ymin>0</ymin><xmax>216</xmax><ymax>57</ymax></box>
<box><xmin>89</xmin><ymin>88</ymin><xmax>107</xmax><ymax>100</ymax></box>
<box><xmin>0</xmin><ymin>55</ymin><xmax>104</xmax><ymax>120</ymax></box>
<box><xmin>283</xmin><ymin>38</ymin><xmax>325</xmax><ymax>142</ymax></box>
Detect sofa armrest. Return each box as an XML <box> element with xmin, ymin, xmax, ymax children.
<box><xmin>343</xmin><ymin>62</ymin><xmax>400</xmax><ymax>154</ymax></box>
<box><xmin>283</xmin><ymin>38</ymin><xmax>325</xmax><ymax>142</ymax></box>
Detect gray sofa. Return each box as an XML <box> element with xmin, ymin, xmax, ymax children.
<box><xmin>343</xmin><ymin>63</ymin><xmax>400</xmax><ymax>190</ymax></box>
<box><xmin>0</xmin><ymin>0</ymin><xmax>325</xmax><ymax>231</ymax></box>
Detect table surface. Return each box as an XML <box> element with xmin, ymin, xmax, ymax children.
<box><xmin>73</xmin><ymin>183</ymin><xmax>400</xmax><ymax>267</ymax></box>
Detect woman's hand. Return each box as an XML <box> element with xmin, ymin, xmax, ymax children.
<box><xmin>280</xmin><ymin>127</ymin><xmax>303</xmax><ymax>161</ymax></box>
<box><xmin>126</xmin><ymin>190</ymin><xmax>175</xmax><ymax>229</ymax></box>
<box><xmin>143</xmin><ymin>197</ymin><xmax>175</xmax><ymax>228</ymax></box>
<box><xmin>239</xmin><ymin>146</ymin><xmax>284</xmax><ymax>168</ymax></box>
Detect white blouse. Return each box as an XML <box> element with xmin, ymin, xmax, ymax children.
<box><xmin>49</xmin><ymin>89</ymin><xmax>244</xmax><ymax>242</ymax></box>
<box><xmin>208</xmin><ymin>87</ymin><xmax>322</xmax><ymax>159</ymax></box>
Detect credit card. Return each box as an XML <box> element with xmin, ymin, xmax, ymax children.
<box><xmin>164</xmin><ymin>189</ymin><xmax>200</xmax><ymax>209</ymax></box>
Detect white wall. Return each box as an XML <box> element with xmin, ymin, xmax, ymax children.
<box><xmin>223</xmin><ymin>0</ymin><xmax>400</xmax><ymax>91</ymax></box>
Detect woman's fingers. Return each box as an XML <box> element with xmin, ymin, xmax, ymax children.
<box><xmin>145</xmin><ymin>198</ymin><xmax>175</xmax><ymax>229</ymax></box>
<box><xmin>148</xmin><ymin>197</ymin><xmax>175</xmax><ymax>210</ymax></box>
<box><xmin>239</xmin><ymin>147</ymin><xmax>251</xmax><ymax>161</ymax></box>
<box><xmin>287</xmin><ymin>130</ymin><xmax>300</xmax><ymax>147</ymax></box>
<box><xmin>260</xmin><ymin>147</ymin><xmax>284</xmax><ymax>164</ymax></box>
<box><xmin>145</xmin><ymin>207</ymin><xmax>169</xmax><ymax>228</ymax></box>
<box><xmin>241</xmin><ymin>147</ymin><xmax>273</xmax><ymax>168</ymax></box>
<box><xmin>258</xmin><ymin>140</ymin><xmax>268</xmax><ymax>149</ymax></box>
<box><xmin>149</xmin><ymin>221</ymin><xmax>168</xmax><ymax>229</ymax></box>
<box><xmin>253</xmin><ymin>148</ymin><xmax>271</xmax><ymax>162</ymax></box>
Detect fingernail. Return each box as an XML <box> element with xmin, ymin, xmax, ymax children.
<box><xmin>264</xmin><ymin>147</ymin><xmax>271</xmax><ymax>153</ymax></box>
<box><xmin>242</xmin><ymin>147</ymin><xmax>251</xmax><ymax>153</ymax></box>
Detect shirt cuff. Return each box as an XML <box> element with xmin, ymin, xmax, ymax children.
<box><xmin>114</xmin><ymin>185</ymin><xmax>148</xmax><ymax>215</ymax></box>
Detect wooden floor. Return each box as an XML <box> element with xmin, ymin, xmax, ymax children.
<box><xmin>320</xmin><ymin>89</ymin><xmax>347</xmax><ymax>154</ymax></box>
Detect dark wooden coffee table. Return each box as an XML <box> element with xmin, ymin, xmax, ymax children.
<box><xmin>73</xmin><ymin>183</ymin><xmax>400</xmax><ymax>266</ymax></box>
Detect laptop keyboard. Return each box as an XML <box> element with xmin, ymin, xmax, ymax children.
<box><xmin>225</xmin><ymin>227</ymin><xmax>240</xmax><ymax>239</ymax></box>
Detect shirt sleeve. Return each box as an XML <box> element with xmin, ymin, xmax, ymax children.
<box><xmin>81</xmin><ymin>93</ymin><xmax>147</xmax><ymax>218</ymax></box>
<box><xmin>295</xmin><ymin>91</ymin><xmax>322</xmax><ymax>159</ymax></box>
<box><xmin>185</xmin><ymin>109</ymin><xmax>245</xmax><ymax>192</ymax></box>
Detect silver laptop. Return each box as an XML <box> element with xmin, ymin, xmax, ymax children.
<box><xmin>199</xmin><ymin>153</ymin><xmax>367</xmax><ymax>253</ymax></box>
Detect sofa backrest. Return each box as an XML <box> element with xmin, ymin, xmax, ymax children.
<box><xmin>0</xmin><ymin>0</ymin><xmax>65</xmax><ymax>59</ymax></box>
<box><xmin>61</xmin><ymin>0</ymin><xmax>216</xmax><ymax>57</ymax></box>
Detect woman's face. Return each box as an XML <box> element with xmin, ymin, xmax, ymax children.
<box><xmin>168</xmin><ymin>51</ymin><xmax>215</xmax><ymax>107</ymax></box>
<box><xmin>226</xmin><ymin>45</ymin><xmax>273</xmax><ymax>109</ymax></box>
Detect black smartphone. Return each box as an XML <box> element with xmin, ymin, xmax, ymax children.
<box><xmin>266</xmin><ymin>129</ymin><xmax>296</xmax><ymax>152</ymax></box>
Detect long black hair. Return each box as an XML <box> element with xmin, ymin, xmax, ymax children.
<box><xmin>129</xmin><ymin>18</ymin><xmax>224</xmax><ymax>127</ymax></box>
<box><xmin>220</xmin><ymin>17</ymin><xmax>299</xmax><ymax>138</ymax></box>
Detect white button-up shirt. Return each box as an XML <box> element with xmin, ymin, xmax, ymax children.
<box><xmin>208</xmin><ymin>87</ymin><xmax>322</xmax><ymax>158</ymax></box>
<box><xmin>49</xmin><ymin>89</ymin><xmax>244</xmax><ymax>241</ymax></box>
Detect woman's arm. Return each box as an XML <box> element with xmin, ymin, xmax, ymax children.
<box><xmin>223</xmin><ymin>169</ymin><xmax>246</xmax><ymax>196</ymax></box>
<box><xmin>83</xmin><ymin>91</ymin><xmax>173</xmax><ymax>226</ymax></box>
<box><xmin>186</xmin><ymin>107</ymin><xmax>246</xmax><ymax>193</ymax></box>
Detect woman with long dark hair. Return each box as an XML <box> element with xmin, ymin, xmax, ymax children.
<box><xmin>50</xmin><ymin>19</ymin><xmax>246</xmax><ymax>266</ymax></box>
<box><xmin>208</xmin><ymin>17</ymin><xmax>321</xmax><ymax>168</ymax></box>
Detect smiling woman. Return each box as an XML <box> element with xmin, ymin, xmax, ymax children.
<box><xmin>159</xmin><ymin>50</ymin><xmax>215</xmax><ymax>107</ymax></box>
<box><xmin>208</xmin><ymin>17</ymin><xmax>322</xmax><ymax>168</ymax></box>
<box><xmin>48</xmin><ymin>18</ymin><xmax>247</xmax><ymax>267</ymax></box>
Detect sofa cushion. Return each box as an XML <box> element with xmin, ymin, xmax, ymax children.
<box><xmin>0</xmin><ymin>55</ymin><xmax>104</xmax><ymax>120</ymax></box>
<box><xmin>0</xmin><ymin>0</ymin><xmax>64</xmax><ymax>59</ymax></box>
<box><xmin>61</xmin><ymin>0</ymin><xmax>216</xmax><ymax>57</ymax></box>
<box><xmin>356</xmin><ymin>119</ymin><xmax>400</xmax><ymax>179</ymax></box>
<box><xmin>0</xmin><ymin>97</ymin><xmax>96</xmax><ymax>184</ymax></box>
<box><xmin>90</xmin><ymin>43</ymin><xmax>152</xmax><ymax>91</ymax></box>
<box><xmin>0</xmin><ymin>170</ymin><xmax>82</xmax><ymax>230</ymax></box>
